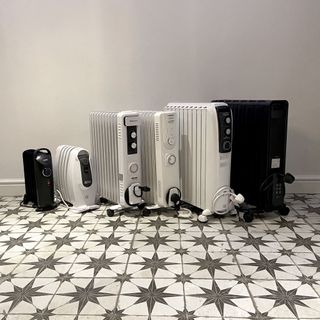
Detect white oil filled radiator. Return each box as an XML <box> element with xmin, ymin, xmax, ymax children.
<box><xmin>55</xmin><ymin>145</ymin><xmax>98</xmax><ymax>212</ymax></box>
<box><xmin>139</xmin><ymin>111</ymin><xmax>181</xmax><ymax>213</ymax></box>
<box><xmin>89</xmin><ymin>111</ymin><xmax>150</xmax><ymax>216</ymax></box>
<box><xmin>165</xmin><ymin>103</ymin><xmax>244</xmax><ymax>222</ymax></box>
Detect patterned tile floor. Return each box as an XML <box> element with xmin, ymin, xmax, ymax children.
<box><xmin>0</xmin><ymin>194</ymin><xmax>320</xmax><ymax>319</ymax></box>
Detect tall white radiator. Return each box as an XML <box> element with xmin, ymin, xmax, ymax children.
<box><xmin>139</xmin><ymin>111</ymin><xmax>181</xmax><ymax>209</ymax></box>
<box><xmin>90</xmin><ymin>111</ymin><xmax>147</xmax><ymax>212</ymax></box>
<box><xmin>165</xmin><ymin>103</ymin><xmax>233</xmax><ymax>219</ymax></box>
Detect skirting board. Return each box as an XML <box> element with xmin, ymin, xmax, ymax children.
<box><xmin>0</xmin><ymin>176</ymin><xmax>319</xmax><ymax>197</ymax></box>
<box><xmin>0</xmin><ymin>179</ymin><xmax>25</xmax><ymax>197</ymax></box>
<box><xmin>286</xmin><ymin>175</ymin><xmax>320</xmax><ymax>194</ymax></box>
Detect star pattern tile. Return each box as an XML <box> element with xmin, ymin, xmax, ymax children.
<box><xmin>1</xmin><ymin>193</ymin><xmax>320</xmax><ymax>319</ymax></box>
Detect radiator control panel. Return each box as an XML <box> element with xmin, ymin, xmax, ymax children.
<box><xmin>216</xmin><ymin>105</ymin><xmax>232</xmax><ymax>153</ymax></box>
<box><xmin>118</xmin><ymin>112</ymin><xmax>142</xmax><ymax>207</ymax></box>
<box><xmin>163</xmin><ymin>113</ymin><xmax>176</xmax><ymax>150</ymax></box>
<box><xmin>154</xmin><ymin>111</ymin><xmax>180</xmax><ymax>207</ymax></box>
<box><xmin>127</xmin><ymin>126</ymin><xmax>138</xmax><ymax>155</ymax></box>
<box><xmin>78</xmin><ymin>150</ymin><xmax>93</xmax><ymax>187</ymax></box>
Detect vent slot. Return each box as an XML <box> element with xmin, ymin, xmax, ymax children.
<box><xmin>155</xmin><ymin>122</ymin><xmax>160</xmax><ymax>142</ymax></box>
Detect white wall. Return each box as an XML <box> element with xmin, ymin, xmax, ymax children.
<box><xmin>1</xmin><ymin>0</ymin><xmax>319</xmax><ymax>195</ymax></box>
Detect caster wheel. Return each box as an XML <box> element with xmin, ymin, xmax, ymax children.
<box><xmin>142</xmin><ymin>208</ymin><xmax>151</xmax><ymax>216</ymax></box>
<box><xmin>279</xmin><ymin>206</ymin><xmax>290</xmax><ymax>216</ymax></box>
<box><xmin>137</xmin><ymin>203</ymin><xmax>145</xmax><ymax>210</ymax></box>
<box><xmin>107</xmin><ymin>209</ymin><xmax>114</xmax><ymax>217</ymax></box>
<box><xmin>243</xmin><ymin>212</ymin><xmax>253</xmax><ymax>223</ymax></box>
<box><xmin>100</xmin><ymin>197</ymin><xmax>110</xmax><ymax>204</ymax></box>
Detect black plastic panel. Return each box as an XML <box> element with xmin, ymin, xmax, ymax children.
<box><xmin>32</xmin><ymin>149</ymin><xmax>55</xmax><ymax>208</ymax></box>
<box><xmin>127</xmin><ymin>126</ymin><xmax>137</xmax><ymax>155</ymax></box>
<box><xmin>216</xmin><ymin>105</ymin><xmax>232</xmax><ymax>153</ymax></box>
<box><xmin>78</xmin><ymin>150</ymin><xmax>92</xmax><ymax>187</ymax></box>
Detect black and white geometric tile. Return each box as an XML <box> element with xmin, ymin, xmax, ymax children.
<box><xmin>0</xmin><ymin>194</ymin><xmax>320</xmax><ymax>319</ymax></box>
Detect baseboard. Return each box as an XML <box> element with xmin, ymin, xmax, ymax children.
<box><xmin>0</xmin><ymin>179</ymin><xmax>25</xmax><ymax>197</ymax></box>
<box><xmin>286</xmin><ymin>175</ymin><xmax>320</xmax><ymax>193</ymax></box>
<box><xmin>0</xmin><ymin>176</ymin><xmax>319</xmax><ymax>196</ymax></box>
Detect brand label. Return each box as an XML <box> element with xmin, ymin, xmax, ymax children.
<box><xmin>271</xmin><ymin>158</ymin><xmax>280</xmax><ymax>169</ymax></box>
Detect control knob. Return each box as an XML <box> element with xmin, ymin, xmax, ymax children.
<box><xmin>167</xmin><ymin>154</ymin><xmax>176</xmax><ymax>165</ymax></box>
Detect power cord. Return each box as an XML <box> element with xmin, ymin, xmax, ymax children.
<box><xmin>176</xmin><ymin>207</ymin><xmax>193</xmax><ymax>219</ymax></box>
<box><xmin>212</xmin><ymin>186</ymin><xmax>244</xmax><ymax>215</ymax></box>
<box><xmin>56</xmin><ymin>189</ymin><xmax>71</xmax><ymax>211</ymax></box>
<box><xmin>56</xmin><ymin>189</ymin><xmax>100</xmax><ymax>213</ymax></box>
<box><xmin>198</xmin><ymin>186</ymin><xmax>244</xmax><ymax>222</ymax></box>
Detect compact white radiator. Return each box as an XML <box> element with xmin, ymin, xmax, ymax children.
<box><xmin>139</xmin><ymin>111</ymin><xmax>180</xmax><ymax>208</ymax></box>
<box><xmin>165</xmin><ymin>103</ymin><xmax>233</xmax><ymax>215</ymax></box>
<box><xmin>55</xmin><ymin>145</ymin><xmax>98</xmax><ymax>211</ymax></box>
<box><xmin>89</xmin><ymin>111</ymin><xmax>145</xmax><ymax>208</ymax></box>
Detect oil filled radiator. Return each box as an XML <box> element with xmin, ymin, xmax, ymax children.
<box><xmin>55</xmin><ymin>145</ymin><xmax>98</xmax><ymax>212</ymax></box>
<box><xmin>165</xmin><ymin>103</ymin><xmax>243</xmax><ymax>222</ymax></box>
<box><xmin>139</xmin><ymin>111</ymin><xmax>181</xmax><ymax>213</ymax></box>
<box><xmin>89</xmin><ymin>111</ymin><xmax>150</xmax><ymax>216</ymax></box>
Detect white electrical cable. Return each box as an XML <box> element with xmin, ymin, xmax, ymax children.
<box><xmin>212</xmin><ymin>186</ymin><xmax>244</xmax><ymax>215</ymax></box>
<box><xmin>56</xmin><ymin>189</ymin><xmax>79</xmax><ymax>213</ymax></box>
<box><xmin>56</xmin><ymin>189</ymin><xmax>100</xmax><ymax>213</ymax></box>
<box><xmin>177</xmin><ymin>207</ymin><xmax>193</xmax><ymax>219</ymax></box>
<box><xmin>56</xmin><ymin>189</ymin><xmax>70</xmax><ymax>210</ymax></box>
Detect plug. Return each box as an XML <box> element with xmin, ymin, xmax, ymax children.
<box><xmin>232</xmin><ymin>193</ymin><xmax>245</xmax><ymax>205</ymax></box>
<box><xmin>170</xmin><ymin>193</ymin><xmax>181</xmax><ymax>210</ymax></box>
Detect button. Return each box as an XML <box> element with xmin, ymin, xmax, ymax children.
<box><xmin>167</xmin><ymin>154</ymin><xmax>176</xmax><ymax>165</ymax></box>
<box><xmin>168</xmin><ymin>137</ymin><xmax>175</xmax><ymax>145</ymax></box>
<box><xmin>129</xmin><ymin>163</ymin><xmax>138</xmax><ymax>173</ymax></box>
<box><xmin>42</xmin><ymin>167</ymin><xmax>52</xmax><ymax>177</ymax></box>
<box><xmin>225</xmin><ymin>128</ymin><xmax>231</xmax><ymax>135</ymax></box>
<box><xmin>223</xmin><ymin>141</ymin><xmax>231</xmax><ymax>150</ymax></box>
<box><xmin>131</xmin><ymin>131</ymin><xmax>137</xmax><ymax>139</ymax></box>
<box><xmin>131</xmin><ymin>142</ymin><xmax>137</xmax><ymax>149</ymax></box>
<box><xmin>79</xmin><ymin>157</ymin><xmax>89</xmax><ymax>165</ymax></box>
<box><xmin>225</xmin><ymin>117</ymin><xmax>231</xmax><ymax>124</ymax></box>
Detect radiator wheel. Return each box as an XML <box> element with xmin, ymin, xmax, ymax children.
<box><xmin>137</xmin><ymin>203</ymin><xmax>145</xmax><ymax>210</ymax></box>
<box><xmin>243</xmin><ymin>212</ymin><xmax>254</xmax><ymax>223</ymax></box>
<box><xmin>142</xmin><ymin>208</ymin><xmax>151</xmax><ymax>216</ymax></box>
<box><xmin>107</xmin><ymin>209</ymin><xmax>114</xmax><ymax>217</ymax></box>
<box><xmin>279</xmin><ymin>205</ymin><xmax>290</xmax><ymax>216</ymax></box>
